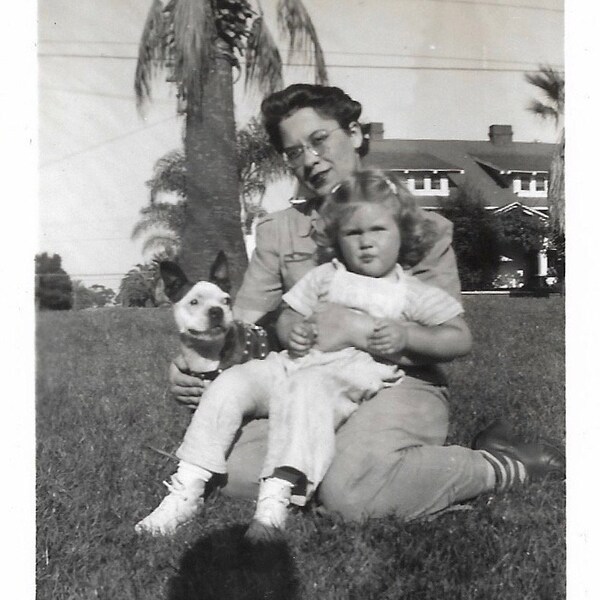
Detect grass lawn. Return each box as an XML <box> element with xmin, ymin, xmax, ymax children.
<box><xmin>36</xmin><ymin>296</ymin><xmax>565</xmax><ymax>599</ymax></box>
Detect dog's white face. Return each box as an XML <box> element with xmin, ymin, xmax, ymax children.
<box><xmin>173</xmin><ymin>281</ymin><xmax>233</xmax><ymax>339</ymax></box>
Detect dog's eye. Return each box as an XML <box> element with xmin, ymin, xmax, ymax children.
<box><xmin>190</xmin><ymin>299</ymin><xmax>199</xmax><ymax>306</ymax></box>
<box><xmin>222</xmin><ymin>297</ymin><xmax>231</xmax><ymax>306</ymax></box>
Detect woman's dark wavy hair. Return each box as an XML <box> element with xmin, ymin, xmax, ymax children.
<box><xmin>261</xmin><ymin>84</ymin><xmax>368</xmax><ymax>156</ymax></box>
<box><xmin>316</xmin><ymin>169</ymin><xmax>439</xmax><ymax>269</ymax></box>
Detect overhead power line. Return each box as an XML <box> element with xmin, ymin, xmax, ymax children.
<box><xmin>36</xmin><ymin>272</ymin><xmax>128</xmax><ymax>278</ymax></box>
<box><xmin>40</xmin><ymin>115</ymin><xmax>180</xmax><ymax>168</ymax></box>
<box><xmin>424</xmin><ymin>0</ymin><xmax>562</xmax><ymax>11</ymax></box>
<box><xmin>38</xmin><ymin>53</ymin><xmax>562</xmax><ymax>74</ymax></box>
<box><xmin>38</xmin><ymin>45</ymin><xmax>561</xmax><ymax>67</ymax></box>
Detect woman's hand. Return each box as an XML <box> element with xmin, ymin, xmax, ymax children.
<box><xmin>367</xmin><ymin>319</ymin><xmax>409</xmax><ymax>357</ymax></box>
<box><xmin>169</xmin><ymin>354</ymin><xmax>210</xmax><ymax>407</ymax></box>
<box><xmin>288</xmin><ymin>322</ymin><xmax>316</xmax><ymax>358</ymax></box>
<box><xmin>312</xmin><ymin>303</ymin><xmax>375</xmax><ymax>352</ymax></box>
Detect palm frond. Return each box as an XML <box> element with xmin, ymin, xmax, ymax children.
<box><xmin>277</xmin><ymin>0</ymin><xmax>328</xmax><ymax>84</ymax></box>
<box><xmin>527</xmin><ymin>100</ymin><xmax>559</xmax><ymax>123</ymax></box>
<box><xmin>244</xmin><ymin>16</ymin><xmax>284</xmax><ymax>95</ymax></box>
<box><xmin>236</xmin><ymin>117</ymin><xmax>289</xmax><ymax>183</ymax></box>
<box><xmin>141</xmin><ymin>232</ymin><xmax>182</xmax><ymax>256</ymax></box>
<box><xmin>172</xmin><ymin>0</ymin><xmax>215</xmax><ymax>109</ymax></box>
<box><xmin>525</xmin><ymin>65</ymin><xmax>564</xmax><ymax>126</ymax></box>
<box><xmin>131</xmin><ymin>201</ymin><xmax>187</xmax><ymax>240</ymax></box>
<box><xmin>134</xmin><ymin>0</ymin><xmax>171</xmax><ymax>108</ymax></box>
<box><xmin>145</xmin><ymin>149</ymin><xmax>187</xmax><ymax>202</ymax></box>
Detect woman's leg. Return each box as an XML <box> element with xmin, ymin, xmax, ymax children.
<box><xmin>318</xmin><ymin>375</ymin><xmax>493</xmax><ymax>521</ymax></box>
<box><xmin>176</xmin><ymin>360</ymin><xmax>276</xmax><ymax>473</ymax></box>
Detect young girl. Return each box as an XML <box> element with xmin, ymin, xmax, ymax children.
<box><xmin>135</xmin><ymin>169</ymin><xmax>472</xmax><ymax>539</ymax></box>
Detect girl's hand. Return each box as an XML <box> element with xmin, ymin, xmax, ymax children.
<box><xmin>288</xmin><ymin>322</ymin><xmax>317</xmax><ymax>358</ymax></box>
<box><xmin>312</xmin><ymin>303</ymin><xmax>374</xmax><ymax>351</ymax></box>
<box><xmin>367</xmin><ymin>319</ymin><xmax>409</xmax><ymax>357</ymax></box>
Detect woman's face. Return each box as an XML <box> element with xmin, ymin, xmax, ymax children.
<box><xmin>337</xmin><ymin>203</ymin><xmax>401</xmax><ymax>279</ymax></box>
<box><xmin>278</xmin><ymin>107</ymin><xmax>363</xmax><ymax>198</ymax></box>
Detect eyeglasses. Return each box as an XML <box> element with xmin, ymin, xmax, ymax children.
<box><xmin>282</xmin><ymin>127</ymin><xmax>345</xmax><ymax>166</ymax></box>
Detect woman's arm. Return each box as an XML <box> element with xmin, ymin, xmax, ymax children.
<box><xmin>309</xmin><ymin>304</ymin><xmax>470</xmax><ymax>366</ymax></box>
<box><xmin>367</xmin><ymin>315</ymin><xmax>472</xmax><ymax>364</ymax></box>
<box><xmin>307</xmin><ymin>304</ymin><xmax>418</xmax><ymax>366</ymax></box>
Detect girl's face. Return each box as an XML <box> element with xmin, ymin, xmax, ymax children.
<box><xmin>278</xmin><ymin>107</ymin><xmax>363</xmax><ymax>198</ymax></box>
<box><xmin>337</xmin><ymin>203</ymin><xmax>401</xmax><ymax>279</ymax></box>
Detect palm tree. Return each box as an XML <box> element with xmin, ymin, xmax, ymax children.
<box><xmin>131</xmin><ymin>201</ymin><xmax>187</xmax><ymax>257</ymax></box>
<box><xmin>132</xmin><ymin>117</ymin><xmax>290</xmax><ymax>255</ymax></box>
<box><xmin>131</xmin><ymin>147</ymin><xmax>188</xmax><ymax>258</ymax></box>
<box><xmin>525</xmin><ymin>65</ymin><xmax>565</xmax><ymax>236</ymax></box>
<box><xmin>237</xmin><ymin>116</ymin><xmax>290</xmax><ymax>233</ymax></box>
<box><xmin>134</xmin><ymin>0</ymin><xmax>327</xmax><ymax>291</ymax></box>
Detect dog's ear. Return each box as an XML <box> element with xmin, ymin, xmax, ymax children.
<box><xmin>159</xmin><ymin>261</ymin><xmax>194</xmax><ymax>303</ymax></box>
<box><xmin>209</xmin><ymin>251</ymin><xmax>231</xmax><ymax>294</ymax></box>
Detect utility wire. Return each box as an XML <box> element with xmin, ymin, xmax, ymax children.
<box><xmin>35</xmin><ymin>273</ymin><xmax>128</xmax><ymax>278</ymax></box>
<box><xmin>38</xmin><ymin>53</ymin><xmax>561</xmax><ymax>74</ymax></box>
<box><xmin>40</xmin><ymin>114</ymin><xmax>180</xmax><ymax>168</ymax></box>
<box><xmin>38</xmin><ymin>43</ymin><xmax>560</xmax><ymax>67</ymax></box>
<box><xmin>424</xmin><ymin>0</ymin><xmax>562</xmax><ymax>11</ymax></box>
<box><xmin>40</xmin><ymin>86</ymin><xmax>173</xmax><ymax>102</ymax></box>
<box><xmin>41</xmin><ymin>236</ymin><xmax>135</xmax><ymax>242</ymax></box>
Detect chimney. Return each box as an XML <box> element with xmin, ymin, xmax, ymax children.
<box><xmin>488</xmin><ymin>124</ymin><xmax>513</xmax><ymax>145</ymax></box>
<box><xmin>366</xmin><ymin>122</ymin><xmax>384</xmax><ymax>141</ymax></box>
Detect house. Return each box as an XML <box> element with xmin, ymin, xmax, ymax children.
<box><xmin>363</xmin><ymin>123</ymin><xmax>558</xmax><ymax>289</ymax></box>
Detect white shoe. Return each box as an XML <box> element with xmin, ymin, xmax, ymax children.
<box><xmin>245</xmin><ymin>478</ymin><xmax>292</xmax><ymax>542</ymax></box>
<box><xmin>135</xmin><ymin>476</ymin><xmax>204</xmax><ymax>536</ymax></box>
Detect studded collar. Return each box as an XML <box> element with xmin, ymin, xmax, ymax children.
<box><xmin>182</xmin><ymin>321</ymin><xmax>269</xmax><ymax>380</ymax></box>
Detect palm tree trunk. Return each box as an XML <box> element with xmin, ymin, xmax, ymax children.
<box><xmin>549</xmin><ymin>129</ymin><xmax>565</xmax><ymax>236</ymax></box>
<box><xmin>181</xmin><ymin>40</ymin><xmax>248</xmax><ymax>292</ymax></box>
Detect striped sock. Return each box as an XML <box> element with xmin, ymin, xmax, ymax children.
<box><xmin>478</xmin><ymin>450</ymin><xmax>528</xmax><ymax>493</ymax></box>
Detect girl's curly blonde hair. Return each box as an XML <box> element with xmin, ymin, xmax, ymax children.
<box><xmin>316</xmin><ymin>169</ymin><xmax>439</xmax><ymax>269</ymax></box>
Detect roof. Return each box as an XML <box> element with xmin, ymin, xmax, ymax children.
<box><xmin>470</xmin><ymin>151</ymin><xmax>551</xmax><ymax>174</ymax></box>
<box><xmin>363</xmin><ymin>136</ymin><xmax>556</xmax><ymax>210</ymax></box>
<box><xmin>365</xmin><ymin>149</ymin><xmax>463</xmax><ymax>172</ymax></box>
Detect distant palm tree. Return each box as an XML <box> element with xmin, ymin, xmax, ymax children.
<box><xmin>134</xmin><ymin>0</ymin><xmax>327</xmax><ymax>291</ymax></box>
<box><xmin>132</xmin><ymin>118</ymin><xmax>290</xmax><ymax>255</ymax></box>
<box><xmin>131</xmin><ymin>201</ymin><xmax>187</xmax><ymax>257</ymax></box>
<box><xmin>237</xmin><ymin>116</ymin><xmax>290</xmax><ymax>233</ymax></box>
<box><xmin>526</xmin><ymin>65</ymin><xmax>565</xmax><ymax>235</ymax></box>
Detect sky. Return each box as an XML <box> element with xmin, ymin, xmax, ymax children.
<box><xmin>36</xmin><ymin>0</ymin><xmax>564</xmax><ymax>293</ymax></box>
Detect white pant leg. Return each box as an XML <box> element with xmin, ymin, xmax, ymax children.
<box><xmin>260</xmin><ymin>363</ymin><xmax>361</xmax><ymax>499</ymax></box>
<box><xmin>176</xmin><ymin>358</ymin><xmax>282</xmax><ymax>473</ymax></box>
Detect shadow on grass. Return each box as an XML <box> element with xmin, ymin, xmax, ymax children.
<box><xmin>167</xmin><ymin>524</ymin><xmax>300</xmax><ymax>600</ymax></box>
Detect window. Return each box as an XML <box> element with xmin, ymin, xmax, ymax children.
<box><xmin>402</xmin><ymin>172</ymin><xmax>449</xmax><ymax>196</ymax></box>
<box><xmin>413</xmin><ymin>176</ymin><xmax>425</xmax><ymax>190</ymax></box>
<box><xmin>513</xmin><ymin>174</ymin><xmax>547</xmax><ymax>197</ymax></box>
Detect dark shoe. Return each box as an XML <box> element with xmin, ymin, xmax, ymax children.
<box><xmin>473</xmin><ymin>420</ymin><xmax>565</xmax><ymax>482</ymax></box>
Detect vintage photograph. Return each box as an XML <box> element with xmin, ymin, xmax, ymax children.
<box><xmin>34</xmin><ymin>1</ymin><xmax>566</xmax><ymax>598</ymax></box>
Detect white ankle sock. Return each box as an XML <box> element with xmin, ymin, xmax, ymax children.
<box><xmin>253</xmin><ymin>477</ymin><xmax>293</xmax><ymax>529</ymax></box>
<box><xmin>176</xmin><ymin>461</ymin><xmax>213</xmax><ymax>487</ymax></box>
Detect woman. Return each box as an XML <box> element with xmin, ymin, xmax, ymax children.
<box><xmin>170</xmin><ymin>84</ymin><xmax>564</xmax><ymax>521</ymax></box>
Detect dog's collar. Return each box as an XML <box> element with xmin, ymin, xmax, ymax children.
<box><xmin>181</xmin><ymin>322</ymin><xmax>269</xmax><ymax>381</ymax></box>
<box><xmin>180</xmin><ymin>367</ymin><xmax>223</xmax><ymax>381</ymax></box>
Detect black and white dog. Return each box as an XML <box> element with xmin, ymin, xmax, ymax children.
<box><xmin>159</xmin><ymin>253</ymin><xmax>269</xmax><ymax>382</ymax></box>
